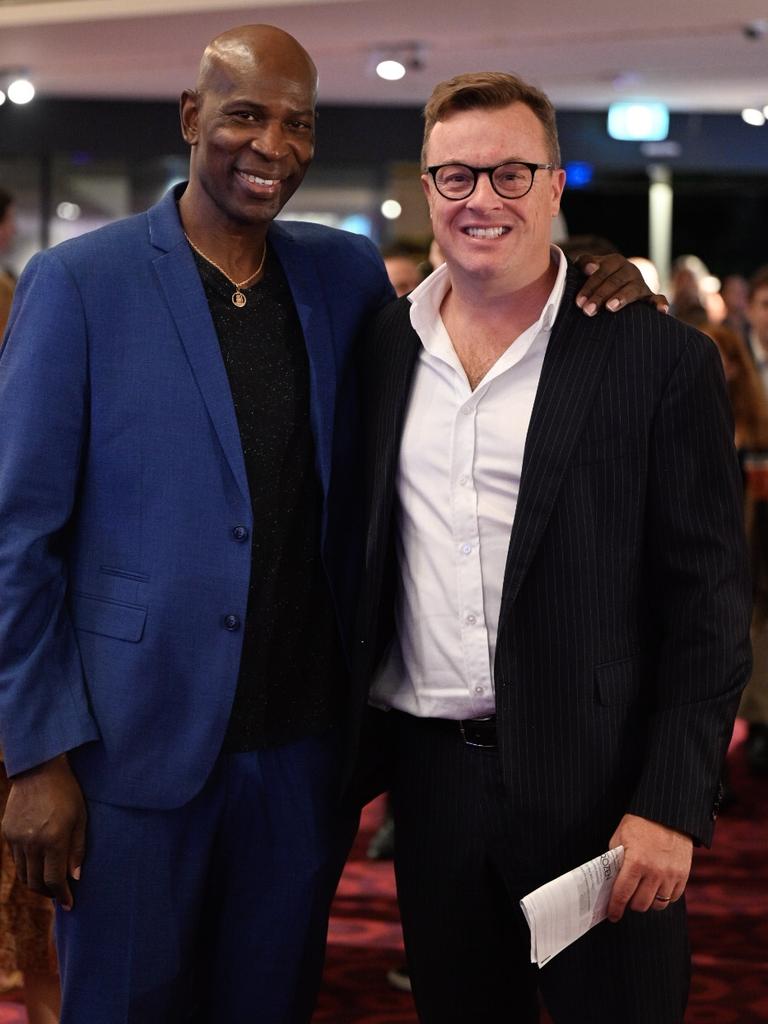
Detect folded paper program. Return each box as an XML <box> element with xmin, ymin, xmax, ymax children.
<box><xmin>520</xmin><ymin>846</ymin><xmax>625</xmax><ymax>967</ymax></box>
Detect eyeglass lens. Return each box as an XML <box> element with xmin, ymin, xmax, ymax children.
<box><xmin>434</xmin><ymin>163</ymin><xmax>534</xmax><ymax>199</ymax></box>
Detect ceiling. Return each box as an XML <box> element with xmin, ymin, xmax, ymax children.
<box><xmin>1</xmin><ymin>0</ymin><xmax>768</xmax><ymax>113</ymax></box>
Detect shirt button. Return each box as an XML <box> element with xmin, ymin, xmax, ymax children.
<box><xmin>462</xmin><ymin>406</ymin><xmax>474</xmax><ymax>416</ymax></box>
<box><xmin>465</xmin><ymin>613</ymin><xmax>476</xmax><ymax>625</ymax></box>
<box><xmin>223</xmin><ymin>614</ymin><xmax>241</xmax><ymax>631</ymax></box>
<box><xmin>232</xmin><ymin>525</ymin><xmax>249</xmax><ymax>542</ymax></box>
<box><xmin>474</xmin><ymin>686</ymin><xmax>484</xmax><ymax>695</ymax></box>
<box><xmin>461</xmin><ymin>543</ymin><xmax>472</xmax><ymax>555</ymax></box>
<box><xmin>458</xmin><ymin>475</ymin><xmax>469</xmax><ymax>486</ymax></box>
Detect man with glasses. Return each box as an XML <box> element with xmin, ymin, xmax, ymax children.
<box><xmin>355</xmin><ymin>72</ymin><xmax>751</xmax><ymax>1022</ymax></box>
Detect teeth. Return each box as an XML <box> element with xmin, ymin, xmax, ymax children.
<box><xmin>241</xmin><ymin>171</ymin><xmax>277</xmax><ymax>185</ymax></box>
<box><xmin>465</xmin><ymin>227</ymin><xmax>507</xmax><ymax>239</ymax></box>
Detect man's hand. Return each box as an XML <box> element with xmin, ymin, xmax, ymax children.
<box><xmin>607</xmin><ymin>813</ymin><xmax>692</xmax><ymax>922</ymax></box>
<box><xmin>2</xmin><ymin>754</ymin><xmax>86</xmax><ymax>911</ymax></box>
<box><xmin>573</xmin><ymin>252</ymin><xmax>669</xmax><ymax>317</ymax></box>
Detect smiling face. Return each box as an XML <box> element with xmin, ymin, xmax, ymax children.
<box><xmin>180</xmin><ymin>26</ymin><xmax>317</xmax><ymax>234</ymax></box>
<box><xmin>421</xmin><ymin>102</ymin><xmax>565</xmax><ymax>292</ymax></box>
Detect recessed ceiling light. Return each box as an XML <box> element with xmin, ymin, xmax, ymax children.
<box><xmin>741</xmin><ymin>107</ymin><xmax>766</xmax><ymax>126</ymax></box>
<box><xmin>376</xmin><ymin>60</ymin><xmax>406</xmax><ymax>82</ymax></box>
<box><xmin>7</xmin><ymin>78</ymin><xmax>35</xmax><ymax>104</ymax></box>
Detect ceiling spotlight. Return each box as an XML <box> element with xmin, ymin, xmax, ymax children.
<box><xmin>7</xmin><ymin>77</ymin><xmax>35</xmax><ymax>104</ymax></box>
<box><xmin>0</xmin><ymin>70</ymin><xmax>36</xmax><ymax>105</ymax></box>
<box><xmin>371</xmin><ymin>42</ymin><xmax>426</xmax><ymax>82</ymax></box>
<box><xmin>741</xmin><ymin>107</ymin><xmax>766</xmax><ymax>126</ymax></box>
<box><xmin>376</xmin><ymin>60</ymin><xmax>406</xmax><ymax>82</ymax></box>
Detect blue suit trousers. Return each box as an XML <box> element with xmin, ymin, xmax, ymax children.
<box><xmin>56</xmin><ymin>732</ymin><xmax>356</xmax><ymax>1023</ymax></box>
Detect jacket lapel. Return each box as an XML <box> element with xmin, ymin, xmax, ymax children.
<box><xmin>148</xmin><ymin>191</ymin><xmax>250</xmax><ymax>504</ymax></box>
<box><xmin>268</xmin><ymin>222</ymin><xmax>336</xmax><ymax>499</ymax></box>
<box><xmin>498</xmin><ymin>266</ymin><xmax>615</xmax><ymax>621</ymax></box>
<box><xmin>364</xmin><ymin>300</ymin><xmax>421</xmax><ymax>573</ymax></box>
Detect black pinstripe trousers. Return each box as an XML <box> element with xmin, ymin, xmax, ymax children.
<box><xmin>388</xmin><ymin>710</ymin><xmax>690</xmax><ymax>1024</ymax></box>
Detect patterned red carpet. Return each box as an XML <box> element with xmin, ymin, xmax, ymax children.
<box><xmin>0</xmin><ymin>722</ymin><xmax>764</xmax><ymax>1023</ymax></box>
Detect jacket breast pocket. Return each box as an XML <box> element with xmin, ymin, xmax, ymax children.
<box><xmin>70</xmin><ymin>592</ymin><xmax>147</xmax><ymax>643</ymax></box>
<box><xmin>594</xmin><ymin>656</ymin><xmax>642</xmax><ymax>706</ymax></box>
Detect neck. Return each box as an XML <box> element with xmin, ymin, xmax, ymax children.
<box><xmin>178</xmin><ymin>187</ymin><xmax>268</xmax><ymax>279</ymax></box>
<box><xmin>444</xmin><ymin>254</ymin><xmax>558</xmax><ymax>333</ymax></box>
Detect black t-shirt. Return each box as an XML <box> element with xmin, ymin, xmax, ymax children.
<box><xmin>191</xmin><ymin>245</ymin><xmax>345</xmax><ymax>750</ymax></box>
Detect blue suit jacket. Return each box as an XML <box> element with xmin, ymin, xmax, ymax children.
<box><xmin>0</xmin><ymin>187</ymin><xmax>392</xmax><ymax>808</ymax></box>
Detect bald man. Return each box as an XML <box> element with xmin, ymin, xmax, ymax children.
<box><xmin>0</xmin><ymin>23</ymin><xmax>659</xmax><ymax>1024</ymax></box>
<box><xmin>0</xmin><ymin>25</ymin><xmax>394</xmax><ymax>1023</ymax></box>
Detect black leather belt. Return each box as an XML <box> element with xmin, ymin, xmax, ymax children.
<box><xmin>392</xmin><ymin>709</ymin><xmax>498</xmax><ymax>749</ymax></box>
<box><xmin>458</xmin><ymin>715</ymin><xmax>497</xmax><ymax>749</ymax></box>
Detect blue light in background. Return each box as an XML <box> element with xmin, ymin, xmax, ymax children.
<box><xmin>339</xmin><ymin>214</ymin><xmax>373</xmax><ymax>238</ymax></box>
<box><xmin>607</xmin><ymin>102</ymin><xmax>669</xmax><ymax>141</ymax></box>
<box><xmin>565</xmin><ymin>161</ymin><xmax>594</xmax><ymax>188</ymax></box>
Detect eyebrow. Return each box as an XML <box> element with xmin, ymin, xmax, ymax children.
<box><xmin>221</xmin><ymin>99</ymin><xmax>315</xmax><ymax>117</ymax></box>
<box><xmin>436</xmin><ymin>157</ymin><xmax>537</xmax><ymax>165</ymax></box>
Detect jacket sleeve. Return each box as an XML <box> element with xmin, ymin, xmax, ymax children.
<box><xmin>626</xmin><ymin>332</ymin><xmax>752</xmax><ymax>845</ymax></box>
<box><xmin>0</xmin><ymin>250</ymin><xmax>100</xmax><ymax>774</ymax></box>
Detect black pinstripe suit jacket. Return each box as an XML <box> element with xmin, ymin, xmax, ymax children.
<box><xmin>353</xmin><ymin>264</ymin><xmax>752</xmax><ymax>870</ymax></box>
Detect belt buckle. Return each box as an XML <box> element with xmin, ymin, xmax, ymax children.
<box><xmin>459</xmin><ymin>716</ymin><xmax>497</xmax><ymax>749</ymax></box>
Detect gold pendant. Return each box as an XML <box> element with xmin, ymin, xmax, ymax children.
<box><xmin>232</xmin><ymin>290</ymin><xmax>247</xmax><ymax>308</ymax></box>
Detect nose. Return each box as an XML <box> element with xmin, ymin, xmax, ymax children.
<box><xmin>249</xmin><ymin>120</ymin><xmax>287</xmax><ymax>161</ymax></box>
<box><xmin>466</xmin><ymin>170</ymin><xmax>502</xmax><ymax>210</ymax></box>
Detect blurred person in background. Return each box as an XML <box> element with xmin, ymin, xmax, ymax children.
<box><xmin>703</xmin><ymin>323</ymin><xmax>768</xmax><ymax>452</ymax></box>
<box><xmin>720</xmin><ymin>274</ymin><xmax>750</xmax><ymax>343</ymax></box>
<box><xmin>628</xmin><ymin>257</ymin><xmax>661</xmax><ymax>295</ymax></box>
<box><xmin>746</xmin><ymin>265</ymin><xmax>768</xmax><ymax>395</ymax></box>
<box><xmin>670</xmin><ymin>254</ymin><xmax>725</xmax><ymax>327</ymax></box>
<box><xmin>0</xmin><ymin>188</ymin><xmax>16</xmax><ymax>336</ymax></box>
<box><xmin>382</xmin><ymin>243</ymin><xmax>427</xmax><ymax>297</ymax></box>
<box><xmin>716</xmin><ymin>275</ymin><xmax>768</xmax><ymax>777</ymax></box>
<box><xmin>669</xmin><ymin>254</ymin><xmax>708</xmax><ymax>325</ymax></box>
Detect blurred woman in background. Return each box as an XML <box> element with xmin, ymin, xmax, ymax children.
<box><xmin>703</xmin><ymin>322</ymin><xmax>768</xmax><ymax>781</ymax></box>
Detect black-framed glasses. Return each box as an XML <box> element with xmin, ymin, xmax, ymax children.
<box><xmin>426</xmin><ymin>160</ymin><xmax>557</xmax><ymax>200</ymax></box>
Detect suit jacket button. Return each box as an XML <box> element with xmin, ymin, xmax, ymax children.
<box><xmin>223</xmin><ymin>614</ymin><xmax>241</xmax><ymax>631</ymax></box>
<box><xmin>232</xmin><ymin>525</ymin><xmax>249</xmax><ymax>542</ymax></box>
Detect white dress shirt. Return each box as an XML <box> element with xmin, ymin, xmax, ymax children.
<box><xmin>370</xmin><ymin>248</ymin><xmax>568</xmax><ymax>720</ymax></box>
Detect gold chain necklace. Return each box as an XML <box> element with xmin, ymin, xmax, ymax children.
<box><xmin>184</xmin><ymin>233</ymin><xmax>267</xmax><ymax>308</ymax></box>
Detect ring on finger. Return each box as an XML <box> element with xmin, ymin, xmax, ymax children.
<box><xmin>653</xmin><ymin>894</ymin><xmax>672</xmax><ymax>903</ymax></box>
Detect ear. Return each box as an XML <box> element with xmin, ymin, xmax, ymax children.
<box><xmin>550</xmin><ymin>167</ymin><xmax>566</xmax><ymax>215</ymax></box>
<box><xmin>180</xmin><ymin>89</ymin><xmax>201</xmax><ymax>146</ymax></box>
<box><xmin>420</xmin><ymin>173</ymin><xmax>433</xmax><ymax>214</ymax></box>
